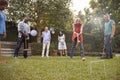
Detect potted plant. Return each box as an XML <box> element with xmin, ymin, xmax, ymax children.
<box><xmin>50</xmin><ymin>42</ymin><xmax>57</xmax><ymax>56</ymax></box>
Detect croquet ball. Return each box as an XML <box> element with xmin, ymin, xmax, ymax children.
<box><xmin>30</xmin><ymin>30</ymin><xmax>37</xmax><ymax>36</ymax></box>
<box><xmin>82</xmin><ymin>58</ymin><xmax>86</xmax><ymax>61</ymax></box>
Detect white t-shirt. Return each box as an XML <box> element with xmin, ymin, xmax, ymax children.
<box><xmin>18</xmin><ymin>21</ymin><xmax>30</xmax><ymax>39</ymax></box>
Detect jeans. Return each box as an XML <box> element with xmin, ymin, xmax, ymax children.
<box><xmin>70</xmin><ymin>38</ymin><xmax>84</xmax><ymax>58</ymax></box>
<box><xmin>42</xmin><ymin>41</ymin><xmax>50</xmax><ymax>57</ymax></box>
<box><xmin>14</xmin><ymin>36</ymin><xmax>29</xmax><ymax>58</ymax></box>
<box><xmin>104</xmin><ymin>35</ymin><xmax>112</xmax><ymax>58</ymax></box>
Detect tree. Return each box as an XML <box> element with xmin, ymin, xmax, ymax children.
<box><xmin>89</xmin><ymin>0</ymin><xmax>120</xmax><ymax>24</ymax></box>
<box><xmin>88</xmin><ymin>0</ymin><xmax>120</xmax><ymax>53</ymax></box>
<box><xmin>7</xmin><ymin>0</ymin><xmax>72</xmax><ymax>43</ymax></box>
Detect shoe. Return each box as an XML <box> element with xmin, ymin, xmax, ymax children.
<box><xmin>70</xmin><ymin>56</ymin><xmax>73</xmax><ymax>59</ymax></box>
<box><xmin>108</xmin><ymin>56</ymin><xmax>113</xmax><ymax>59</ymax></box>
<box><xmin>110</xmin><ymin>56</ymin><xmax>113</xmax><ymax>58</ymax></box>
<box><xmin>14</xmin><ymin>57</ymin><xmax>18</xmax><ymax>59</ymax></box>
<box><xmin>46</xmin><ymin>56</ymin><xmax>49</xmax><ymax>58</ymax></box>
<box><xmin>82</xmin><ymin>57</ymin><xmax>86</xmax><ymax>61</ymax></box>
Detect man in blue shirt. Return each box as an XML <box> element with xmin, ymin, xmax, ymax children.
<box><xmin>0</xmin><ymin>0</ymin><xmax>8</xmax><ymax>40</ymax></box>
<box><xmin>41</xmin><ymin>27</ymin><xmax>51</xmax><ymax>57</ymax></box>
<box><xmin>102</xmin><ymin>14</ymin><xmax>115</xmax><ymax>59</ymax></box>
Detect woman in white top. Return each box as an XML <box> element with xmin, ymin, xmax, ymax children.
<box><xmin>58</xmin><ymin>31</ymin><xmax>67</xmax><ymax>56</ymax></box>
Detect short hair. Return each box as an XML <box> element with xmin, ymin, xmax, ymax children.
<box><xmin>104</xmin><ymin>13</ymin><xmax>110</xmax><ymax>19</ymax></box>
<box><xmin>104</xmin><ymin>13</ymin><xmax>110</xmax><ymax>17</ymax></box>
<box><xmin>45</xmin><ymin>27</ymin><xmax>48</xmax><ymax>30</ymax></box>
<box><xmin>24</xmin><ymin>16</ymin><xmax>30</xmax><ymax>20</ymax></box>
<box><xmin>0</xmin><ymin>0</ymin><xmax>8</xmax><ymax>6</ymax></box>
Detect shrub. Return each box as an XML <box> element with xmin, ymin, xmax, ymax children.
<box><xmin>30</xmin><ymin>43</ymin><xmax>42</xmax><ymax>55</ymax></box>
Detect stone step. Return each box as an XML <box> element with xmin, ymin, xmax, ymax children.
<box><xmin>1</xmin><ymin>42</ymin><xmax>16</xmax><ymax>49</ymax></box>
<box><xmin>0</xmin><ymin>41</ymin><xmax>31</xmax><ymax>56</ymax></box>
<box><xmin>2</xmin><ymin>48</ymin><xmax>14</xmax><ymax>51</ymax></box>
<box><xmin>2</xmin><ymin>54</ymin><xmax>13</xmax><ymax>56</ymax></box>
<box><xmin>1</xmin><ymin>48</ymin><xmax>31</xmax><ymax>53</ymax></box>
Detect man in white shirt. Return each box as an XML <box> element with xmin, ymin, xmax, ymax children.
<box><xmin>41</xmin><ymin>27</ymin><xmax>51</xmax><ymax>57</ymax></box>
<box><xmin>14</xmin><ymin>16</ymin><xmax>30</xmax><ymax>59</ymax></box>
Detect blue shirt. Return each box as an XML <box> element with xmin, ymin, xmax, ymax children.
<box><xmin>42</xmin><ymin>31</ymin><xmax>51</xmax><ymax>43</ymax></box>
<box><xmin>104</xmin><ymin>19</ymin><xmax>115</xmax><ymax>35</ymax></box>
<box><xmin>0</xmin><ymin>10</ymin><xmax>6</xmax><ymax>35</ymax></box>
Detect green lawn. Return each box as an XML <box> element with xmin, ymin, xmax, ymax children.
<box><xmin>0</xmin><ymin>56</ymin><xmax>120</xmax><ymax>80</ymax></box>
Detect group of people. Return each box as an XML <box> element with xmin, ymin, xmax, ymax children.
<box><xmin>0</xmin><ymin>0</ymin><xmax>115</xmax><ymax>60</ymax></box>
<box><xmin>41</xmin><ymin>27</ymin><xmax>67</xmax><ymax>57</ymax></box>
<box><xmin>41</xmin><ymin>18</ymin><xmax>85</xmax><ymax>60</ymax></box>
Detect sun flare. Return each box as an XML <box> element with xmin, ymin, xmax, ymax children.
<box><xmin>70</xmin><ymin>0</ymin><xmax>91</xmax><ymax>15</ymax></box>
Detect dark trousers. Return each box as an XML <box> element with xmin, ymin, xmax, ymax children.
<box><xmin>14</xmin><ymin>36</ymin><xmax>29</xmax><ymax>58</ymax></box>
<box><xmin>70</xmin><ymin>38</ymin><xmax>84</xmax><ymax>58</ymax></box>
<box><xmin>0</xmin><ymin>34</ymin><xmax>3</xmax><ymax>41</ymax></box>
<box><xmin>104</xmin><ymin>35</ymin><xmax>113</xmax><ymax>58</ymax></box>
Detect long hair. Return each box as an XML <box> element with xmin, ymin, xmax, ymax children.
<box><xmin>58</xmin><ymin>31</ymin><xmax>63</xmax><ymax>36</ymax></box>
<box><xmin>74</xmin><ymin>18</ymin><xmax>81</xmax><ymax>24</ymax></box>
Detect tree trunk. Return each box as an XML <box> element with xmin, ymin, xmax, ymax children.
<box><xmin>36</xmin><ymin>17</ymin><xmax>42</xmax><ymax>43</ymax></box>
<box><xmin>37</xmin><ymin>27</ymin><xmax>41</xmax><ymax>43</ymax></box>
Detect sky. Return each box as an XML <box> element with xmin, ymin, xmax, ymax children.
<box><xmin>69</xmin><ymin>0</ymin><xmax>91</xmax><ymax>15</ymax></box>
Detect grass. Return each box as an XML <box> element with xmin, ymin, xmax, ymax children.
<box><xmin>0</xmin><ymin>56</ymin><xmax>120</xmax><ymax>80</ymax></box>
